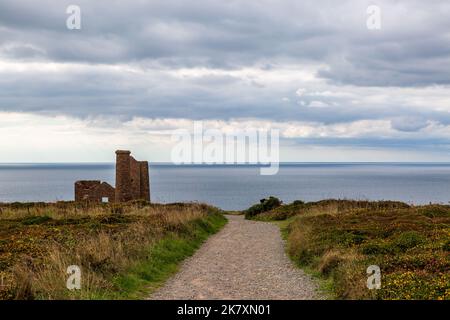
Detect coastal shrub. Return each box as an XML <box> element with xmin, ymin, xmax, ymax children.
<box><xmin>443</xmin><ymin>240</ymin><xmax>450</xmax><ymax>251</ymax></box>
<box><xmin>418</xmin><ymin>205</ymin><xmax>450</xmax><ymax>218</ymax></box>
<box><xmin>21</xmin><ymin>215</ymin><xmax>52</xmax><ymax>225</ymax></box>
<box><xmin>244</xmin><ymin>196</ymin><xmax>282</xmax><ymax>219</ymax></box>
<box><xmin>361</xmin><ymin>241</ymin><xmax>391</xmax><ymax>255</ymax></box>
<box><xmin>337</xmin><ymin>232</ymin><xmax>367</xmax><ymax>246</ymax></box>
<box><xmin>394</xmin><ymin>231</ymin><xmax>425</xmax><ymax>251</ymax></box>
<box><xmin>260</xmin><ymin>200</ymin><xmax>307</xmax><ymax>220</ymax></box>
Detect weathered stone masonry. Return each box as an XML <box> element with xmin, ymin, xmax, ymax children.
<box><xmin>74</xmin><ymin>181</ymin><xmax>115</xmax><ymax>203</ymax></box>
<box><xmin>74</xmin><ymin>150</ymin><xmax>150</xmax><ymax>203</ymax></box>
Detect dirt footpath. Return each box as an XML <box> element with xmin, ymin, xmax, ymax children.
<box><xmin>149</xmin><ymin>215</ymin><xmax>323</xmax><ymax>300</ymax></box>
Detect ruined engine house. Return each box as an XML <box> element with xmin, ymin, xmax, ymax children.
<box><xmin>75</xmin><ymin>150</ymin><xmax>150</xmax><ymax>203</ymax></box>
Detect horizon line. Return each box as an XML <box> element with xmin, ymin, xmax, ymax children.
<box><xmin>1</xmin><ymin>161</ymin><xmax>450</xmax><ymax>165</ymax></box>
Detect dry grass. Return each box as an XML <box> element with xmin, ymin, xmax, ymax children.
<box><xmin>0</xmin><ymin>201</ymin><xmax>226</xmax><ymax>300</ymax></box>
<box><xmin>255</xmin><ymin>199</ymin><xmax>410</xmax><ymax>221</ymax></box>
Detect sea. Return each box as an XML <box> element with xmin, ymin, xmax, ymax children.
<box><xmin>0</xmin><ymin>163</ymin><xmax>449</xmax><ymax>210</ymax></box>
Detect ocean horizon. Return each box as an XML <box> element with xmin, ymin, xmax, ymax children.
<box><xmin>1</xmin><ymin>162</ymin><xmax>450</xmax><ymax>210</ymax></box>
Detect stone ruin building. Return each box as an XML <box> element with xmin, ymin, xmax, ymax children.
<box><xmin>75</xmin><ymin>150</ymin><xmax>150</xmax><ymax>203</ymax></box>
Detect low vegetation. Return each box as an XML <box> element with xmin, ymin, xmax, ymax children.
<box><xmin>0</xmin><ymin>201</ymin><xmax>226</xmax><ymax>300</ymax></box>
<box><xmin>246</xmin><ymin>197</ymin><xmax>450</xmax><ymax>300</ymax></box>
<box><xmin>243</xmin><ymin>196</ymin><xmax>282</xmax><ymax>219</ymax></box>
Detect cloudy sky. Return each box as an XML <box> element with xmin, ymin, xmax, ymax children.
<box><xmin>1</xmin><ymin>0</ymin><xmax>450</xmax><ymax>162</ymax></box>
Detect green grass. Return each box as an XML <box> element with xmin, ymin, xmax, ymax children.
<box><xmin>102</xmin><ymin>213</ymin><xmax>227</xmax><ymax>299</ymax></box>
<box><xmin>271</xmin><ymin>215</ymin><xmax>297</xmax><ymax>239</ymax></box>
<box><xmin>269</xmin><ymin>215</ymin><xmax>335</xmax><ymax>299</ymax></box>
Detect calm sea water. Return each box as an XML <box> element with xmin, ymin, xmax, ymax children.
<box><xmin>0</xmin><ymin>163</ymin><xmax>449</xmax><ymax>210</ymax></box>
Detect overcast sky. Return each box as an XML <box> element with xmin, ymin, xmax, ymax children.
<box><xmin>1</xmin><ymin>0</ymin><xmax>450</xmax><ymax>162</ymax></box>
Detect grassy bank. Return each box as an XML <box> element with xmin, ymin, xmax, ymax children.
<box><xmin>0</xmin><ymin>201</ymin><xmax>226</xmax><ymax>300</ymax></box>
<box><xmin>245</xmin><ymin>198</ymin><xmax>450</xmax><ymax>300</ymax></box>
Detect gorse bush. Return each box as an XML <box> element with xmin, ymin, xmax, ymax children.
<box><xmin>243</xmin><ymin>196</ymin><xmax>282</xmax><ymax>219</ymax></box>
<box><xmin>394</xmin><ymin>231</ymin><xmax>425</xmax><ymax>251</ymax></box>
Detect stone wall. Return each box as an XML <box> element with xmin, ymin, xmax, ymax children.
<box><xmin>74</xmin><ymin>180</ymin><xmax>115</xmax><ymax>203</ymax></box>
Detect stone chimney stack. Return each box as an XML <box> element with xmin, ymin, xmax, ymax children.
<box><xmin>115</xmin><ymin>150</ymin><xmax>132</xmax><ymax>202</ymax></box>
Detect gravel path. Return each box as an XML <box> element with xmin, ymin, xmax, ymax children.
<box><xmin>149</xmin><ymin>215</ymin><xmax>323</xmax><ymax>300</ymax></box>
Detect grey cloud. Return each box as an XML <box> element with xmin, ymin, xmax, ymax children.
<box><xmin>390</xmin><ymin>117</ymin><xmax>429</xmax><ymax>132</ymax></box>
<box><xmin>0</xmin><ymin>63</ymin><xmax>446</xmax><ymax>127</ymax></box>
<box><xmin>1</xmin><ymin>0</ymin><xmax>448</xmax><ymax>86</ymax></box>
<box><xmin>290</xmin><ymin>136</ymin><xmax>450</xmax><ymax>150</ymax></box>
<box><xmin>0</xmin><ymin>43</ymin><xmax>46</xmax><ymax>59</ymax></box>
<box><xmin>0</xmin><ymin>0</ymin><xmax>450</xmax><ymax>154</ymax></box>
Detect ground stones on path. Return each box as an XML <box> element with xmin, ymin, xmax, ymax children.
<box><xmin>149</xmin><ymin>215</ymin><xmax>323</xmax><ymax>300</ymax></box>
